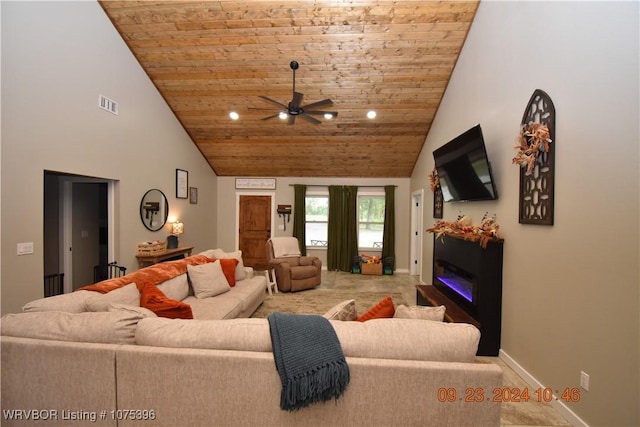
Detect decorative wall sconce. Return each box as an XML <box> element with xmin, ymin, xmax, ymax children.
<box><xmin>277</xmin><ymin>205</ymin><xmax>292</xmax><ymax>231</ymax></box>
<box><xmin>167</xmin><ymin>221</ymin><xmax>184</xmax><ymax>249</ymax></box>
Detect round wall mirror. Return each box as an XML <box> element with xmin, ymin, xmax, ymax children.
<box><xmin>140</xmin><ymin>189</ymin><xmax>169</xmax><ymax>231</ymax></box>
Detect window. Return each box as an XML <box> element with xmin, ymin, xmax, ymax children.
<box><xmin>358</xmin><ymin>194</ymin><xmax>385</xmax><ymax>249</ymax></box>
<box><xmin>305</xmin><ymin>195</ymin><xmax>328</xmax><ymax>247</ymax></box>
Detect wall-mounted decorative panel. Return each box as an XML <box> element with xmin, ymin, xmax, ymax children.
<box><xmin>519</xmin><ymin>89</ymin><xmax>556</xmax><ymax>225</ymax></box>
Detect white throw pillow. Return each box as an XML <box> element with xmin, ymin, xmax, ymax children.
<box><xmin>394</xmin><ymin>304</ymin><xmax>446</xmax><ymax>321</ymax></box>
<box><xmin>157</xmin><ymin>274</ymin><xmax>189</xmax><ymax>301</ymax></box>
<box><xmin>84</xmin><ymin>283</ymin><xmax>140</xmax><ymax>312</ymax></box>
<box><xmin>323</xmin><ymin>299</ymin><xmax>358</xmax><ymax>321</ymax></box>
<box><xmin>187</xmin><ymin>260</ymin><xmax>231</xmax><ymax>299</ymax></box>
<box><xmin>210</xmin><ymin>249</ymin><xmax>247</xmax><ymax>281</ymax></box>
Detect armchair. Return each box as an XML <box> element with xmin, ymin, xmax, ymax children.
<box><xmin>266</xmin><ymin>237</ymin><xmax>322</xmax><ymax>292</ymax></box>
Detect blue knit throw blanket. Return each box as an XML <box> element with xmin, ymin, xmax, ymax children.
<box><xmin>267</xmin><ymin>313</ymin><xmax>350</xmax><ymax>411</ymax></box>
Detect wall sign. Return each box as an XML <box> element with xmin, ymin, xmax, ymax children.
<box><xmin>235</xmin><ymin>178</ymin><xmax>276</xmax><ymax>190</ymax></box>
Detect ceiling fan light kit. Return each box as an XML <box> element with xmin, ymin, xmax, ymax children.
<box><xmin>249</xmin><ymin>61</ymin><xmax>338</xmax><ymax>125</ymax></box>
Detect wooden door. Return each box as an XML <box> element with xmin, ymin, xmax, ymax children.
<box><xmin>238</xmin><ymin>195</ymin><xmax>271</xmax><ymax>270</ymax></box>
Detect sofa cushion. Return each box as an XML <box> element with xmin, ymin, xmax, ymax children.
<box><xmin>330</xmin><ymin>318</ymin><xmax>480</xmax><ymax>363</ymax></box>
<box><xmin>139</xmin><ymin>283</ymin><xmax>193</xmax><ymax>319</ymax></box>
<box><xmin>84</xmin><ymin>283</ymin><xmax>140</xmax><ymax>312</ymax></box>
<box><xmin>157</xmin><ymin>274</ymin><xmax>189</xmax><ymax>301</ymax></box>
<box><xmin>22</xmin><ymin>290</ymin><xmax>99</xmax><ymax>313</ymax></box>
<box><xmin>290</xmin><ymin>265</ymin><xmax>319</xmax><ymax>280</ymax></box>
<box><xmin>135</xmin><ymin>317</ymin><xmax>480</xmax><ymax>363</ymax></box>
<box><xmin>187</xmin><ymin>261</ymin><xmax>231</xmax><ymax>298</ymax></box>
<box><xmin>356</xmin><ymin>296</ymin><xmax>395</xmax><ymax>322</ymax></box>
<box><xmin>109</xmin><ymin>303</ymin><xmax>157</xmax><ymax>318</ymax></box>
<box><xmin>225</xmin><ymin>276</ymin><xmax>267</xmax><ymax>313</ymax></box>
<box><xmin>323</xmin><ymin>299</ymin><xmax>358</xmax><ymax>321</ymax></box>
<box><xmin>202</xmin><ymin>249</ymin><xmax>247</xmax><ymax>281</ymax></box>
<box><xmin>1</xmin><ymin>310</ymin><xmax>143</xmax><ymax>344</ymax></box>
<box><xmin>394</xmin><ymin>304</ymin><xmax>446</xmax><ymax>321</ymax></box>
<box><xmin>184</xmin><ymin>294</ymin><xmax>243</xmax><ymax>320</ymax></box>
<box><xmin>136</xmin><ymin>317</ymin><xmax>272</xmax><ymax>351</ymax></box>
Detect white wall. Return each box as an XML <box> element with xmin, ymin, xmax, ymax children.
<box><xmin>1</xmin><ymin>1</ymin><xmax>217</xmax><ymax>314</ymax></box>
<box><xmin>216</xmin><ymin>176</ymin><xmax>411</xmax><ymax>270</ymax></box>
<box><xmin>410</xmin><ymin>1</ymin><xmax>639</xmax><ymax>425</ymax></box>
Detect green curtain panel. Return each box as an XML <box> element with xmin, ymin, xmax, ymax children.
<box><xmin>292</xmin><ymin>184</ymin><xmax>307</xmax><ymax>256</ymax></box>
<box><xmin>327</xmin><ymin>186</ymin><xmax>343</xmax><ymax>271</ymax></box>
<box><xmin>327</xmin><ymin>186</ymin><xmax>358</xmax><ymax>271</ymax></box>
<box><xmin>342</xmin><ymin>186</ymin><xmax>359</xmax><ymax>272</ymax></box>
<box><xmin>382</xmin><ymin>185</ymin><xmax>396</xmax><ymax>270</ymax></box>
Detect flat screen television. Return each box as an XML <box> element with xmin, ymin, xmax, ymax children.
<box><xmin>433</xmin><ymin>124</ymin><xmax>498</xmax><ymax>202</ymax></box>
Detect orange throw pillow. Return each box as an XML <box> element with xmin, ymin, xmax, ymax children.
<box><xmin>356</xmin><ymin>296</ymin><xmax>395</xmax><ymax>322</ymax></box>
<box><xmin>217</xmin><ymin>258</ymin><xmax>239</xmax><ymax>286</ymax></box>
<box><xmin>139</xmin><ymin>282</ymin><xmax>193</xmax><ymax>319</ymax></box>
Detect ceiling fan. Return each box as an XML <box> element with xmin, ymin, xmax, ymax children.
<box><xmin>250</xmin><ymin>61</ymin><xmax>338</xmax><ymax>125</ymax></box>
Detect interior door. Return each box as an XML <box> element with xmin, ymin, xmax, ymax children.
<box><xmin>238</xmin><ymin>195</ymin><xmax>271</xmax><ymax>270</ymax></box>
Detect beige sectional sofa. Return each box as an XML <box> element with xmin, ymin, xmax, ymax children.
<box><xmin>21</xmin><ymin>250</ymin><xmax>267</xmax><ymax>321</ymax></box>
<box><xmin>1</xmin><ymin>252</ymin><xmax>503</xmax><ymax>426</ymax></box>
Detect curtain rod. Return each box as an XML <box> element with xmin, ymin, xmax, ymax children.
<box><xmin>289</xmin><ymin>184</ymin><xmax>396</xmax><ymax>188</ymax></box>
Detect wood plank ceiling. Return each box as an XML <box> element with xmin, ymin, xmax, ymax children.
<box><xmin>99</xmin><ymin>1</ymin><xmax>479</xmax><ymax>177</ymax></box>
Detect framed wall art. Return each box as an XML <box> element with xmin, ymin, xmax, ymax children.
<box><xmin>190</xmin><ymin>187</ymin><xmax>198</xmax><ymax>204</ymax></box>
<box><xmin>176</xmin><ymin>169</ymin><xmax>188</xmax><ymax>199</ymax></box>
<box><xmin>433</xmin><ymin>185</ymin><xmax>443</xmax><ymax>219</ymax></box>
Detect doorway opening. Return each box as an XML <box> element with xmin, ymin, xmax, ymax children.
<box><xmin>44</xmin><ymin>171</ymin><xmax>116</xmax><ymax>293</ymax></box>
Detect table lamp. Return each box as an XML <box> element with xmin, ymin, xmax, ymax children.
<box><xmin>167</xmin><ymin>221</ymin><xmax>184</xmax><ymax>249</ymax></box>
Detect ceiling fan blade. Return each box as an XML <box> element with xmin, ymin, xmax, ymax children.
<box><xmin>301</xmin><ymin>99</ymin><xmax>333</xmax><ymax>110</ymax></box>
<box><xmin>304</xmin><ymin>110</ymin><xmax>339</xmax><ymax>117</ymax></box>
<box><xmin>287</xmin><ymin>114</ymin><xmax>296</xmax><ymax>125</ymax></box>
<box><xmin>261</xmin><ymin>113</ymin><xmax>281</xmax><ymax>120</ymax></box>
<box><xmin>290</xmin><ymin>92</ymin><xmax>304</xmax><ymax>110</ymax></box>
<box><xmin>258</xmin><ymin>96</ymin><xmax>288</xmax><ymax>109</ymax></box>
<box><xmin>249</xmin><ymin>107</ymin><xmax>284</xmax><ymax>111</ymax></box>
<box><xmin>299</xmin><ymin>114</ymin><xmax>322</xmax><ymax>125</ymax></box>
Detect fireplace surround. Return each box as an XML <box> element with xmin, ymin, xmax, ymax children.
<box><xmin>430</xmin><ymin>234</ymin><xmax>503</xmax><ymax>356</ymax></box>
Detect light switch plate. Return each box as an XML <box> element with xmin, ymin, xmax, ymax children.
<box><xmin>17</xmin><ymin>242</ymin><xmax>34</xmax><ymax>255</ymax></box>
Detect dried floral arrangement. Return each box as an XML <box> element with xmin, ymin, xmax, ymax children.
<box><xmin>426</xmin><ymin>213</ymin><xmax>501</xmax><ymax>248</ymax></box>
<box><xmin>429</xmin><ymin>168</ymin><xmax>440</xmax><ymax>192</ymax></box>
<box><xmin>513</xmin><ymin>122</ymin><xmax>552</xmax><ymax>175</ymax></box>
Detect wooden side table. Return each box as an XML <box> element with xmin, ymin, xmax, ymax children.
<box><xmin>136</xmin><ymin>246</ymin><xmax>194</xmax><ymax>268</ymax></box>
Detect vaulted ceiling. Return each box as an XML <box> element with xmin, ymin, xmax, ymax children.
<box><xmin>99</xmin><ymin>1</ymin><xmax>479</xmax><ymax>177</ymax></box>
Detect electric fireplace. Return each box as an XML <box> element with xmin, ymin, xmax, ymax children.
<box><xmin>431</xmin><ymin>234</ymin><xmax>504</xmax><ymax>356</ymax></box>
<box><xmin>433</xmin><ymin>260</ymin><xmax>478</xmax><ymax>317</ymax></box>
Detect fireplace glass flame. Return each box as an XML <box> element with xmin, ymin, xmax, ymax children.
<box><xmin>434</xmin><ymin>260</ymin><xmax>476</xmax><ymax>307</ymax></box>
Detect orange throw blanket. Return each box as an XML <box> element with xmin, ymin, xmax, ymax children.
<box><xmin>77</xmin><ymin>255</ymin><xmax>214</xmax><ymax>294</ymax></box>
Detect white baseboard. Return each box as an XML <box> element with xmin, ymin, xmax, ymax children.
<box><xmin>499</xmin><ymin>349</ymin><xmax>589</xmax><ymax>427</ymax></box>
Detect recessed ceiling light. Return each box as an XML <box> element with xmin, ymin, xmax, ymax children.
<box><xmin>324</xmin><ymin>113</ymin><xmax>334</xmax><ymax>120</ymax></box>
<box><xmin>279</xmin><ymin>112</ymin><xmax>288</xmax><ymax>120</ymax></box>
<box><xmin>367</xmin><ymin>110</ymin><xmax>377</xmax><ymax>119</ymax></box>
<box><xmin>229</xmin><ymin>111</ymin><xmax>239</xmax><ymax>120</ymax></box>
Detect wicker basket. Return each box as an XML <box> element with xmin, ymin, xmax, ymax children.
<box><xmin>137</xmin><ymin>241</ymin><xmax>167</xmax><ymax>256</ymax></box>
<box><xmin>360</xmin><ymin>262</ymin><xmax>382</xmax><ymax>275</ymax></box>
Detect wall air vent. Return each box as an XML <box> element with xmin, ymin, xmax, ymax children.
<box><xmin>98</xmin><ymin>94</ymin><xmax>118</xmax><ymax>115</ymax></box>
